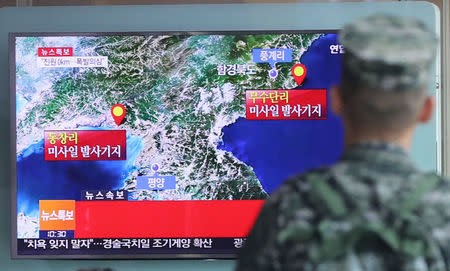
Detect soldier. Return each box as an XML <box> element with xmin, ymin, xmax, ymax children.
<box><xmin>236</xmin><ymin>14</ymin><xmax>445</xmax><ymax>271</ymax></box>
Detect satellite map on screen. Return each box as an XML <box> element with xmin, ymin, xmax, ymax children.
<box><xmin>14</xmin><ymin>32</ymin><xmax>343</xmax><ymax>255</ymax></box>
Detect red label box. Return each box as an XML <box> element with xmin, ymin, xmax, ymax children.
<box><xmin>246</xmin><ymin>89</ymin><xmax>327</xmax><ymax>120</ymax></box>
<box><xmin>44</xmin><ymin>130</ymin><xmax>126</xmax><ymax>161</ymax></box>
<box><xmin>38</xmin><ymin>47</ymin><xmax>73</xmax><ymax>57</ymax></box>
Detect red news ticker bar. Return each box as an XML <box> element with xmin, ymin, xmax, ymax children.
<box><xmin>38</xmin><ymin>47</ymin><xmax>73</xmax><ymax>57</ymax></box>
<box><xmin>44</xmin><ymin>130</ymin><xmax>126</xmax><ymax>161</ymax></box>
<box><xmin>246</xmin><ymin>89</ymin><xmax>327</xmax><ymax>120</ymax></box>
<box><xmin>75</xmin><ymin>200</ymin><xmax>265</xmax><ymax>238</ymax></box>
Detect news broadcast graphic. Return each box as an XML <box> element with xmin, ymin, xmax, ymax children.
<box><xmin>13</xmin><ymin>31</ymin><xmax>343</xmax><ymax>258</ymax></box>
<box><xmin>245</xmin><ymin>89</ymin><xmax>327</xmax><ymax>120</ymax></box>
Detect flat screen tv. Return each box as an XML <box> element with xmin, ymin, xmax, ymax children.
<box><xmin>11</xmin><ymin>31</ymin><xmax>343</xmax><ymax>258</ymax></box>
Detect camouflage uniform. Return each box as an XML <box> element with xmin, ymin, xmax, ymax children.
<box><xmin>236</xmin><ymin>15</ymin><xmax>444</xmax><ymax>271</ymax></box>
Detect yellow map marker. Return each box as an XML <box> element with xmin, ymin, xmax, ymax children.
<box><xmin>111</xmin><ymin>104</ymin><xmax>126</xmax><ymax>125</ymax></box>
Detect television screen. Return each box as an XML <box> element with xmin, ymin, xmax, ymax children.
<box><xmin>11</xmin><ymin>31</ymin><xmax>343</xmax><ymax>258</ymax></box>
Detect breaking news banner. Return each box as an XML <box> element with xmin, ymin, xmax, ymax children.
<box><xmin>18</xmin><ymin>237</ymin><xmax>247</xmax><ymax>255</ymax></box>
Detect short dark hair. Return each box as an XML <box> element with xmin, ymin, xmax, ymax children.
<box><xmin>339</xmin><ymin>72</ymin><xmax>427</xmax><ymax>135</ymax></box>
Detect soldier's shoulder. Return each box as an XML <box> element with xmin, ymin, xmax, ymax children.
<box><xmin>276</xmin><ymin>167</ymin><xmax>332</xmax><ymax>195</ymax></box>
<box><xmin>267</xmin><ymin>167</ymin><xmax>334</xmax><ymax>211</ymax></box>
<box><xmin>420</xmin><ymin>172</ymin><xmax>450</xmax><ymax>204</ymax></box>
<box><xmin>415</xmin><ymin>173</ymin><xmax>450</xmax><ymax>244</ymax></box>
<box><xmin>431</xmin><ymin>173</ymin><xmax>450</xmax><ymax>188</ymax></box>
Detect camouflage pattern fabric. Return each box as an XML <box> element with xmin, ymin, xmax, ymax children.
<box><xmin>236</xmin><ymin>142</ymin><xmax>450</xmax><ymax>271</ymax></box>
<box><xmin>340</xmin><ymin>14</ymin><xmax>438</xmax><ymax>91</ymax></box>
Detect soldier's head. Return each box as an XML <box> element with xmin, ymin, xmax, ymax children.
<box><xmin>332</xmin><ymin>14</ymin><xmax>438</xmax><ymax>144</ymax></box>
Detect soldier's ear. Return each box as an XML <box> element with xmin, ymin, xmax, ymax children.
<box><xmin>330</xmin><ymin>85</ymin><xmax>343</xmax><ymax>116</ymax></box>
<box><xmin>417</xmin><ymin>96</ymin><xmax>434</xmax><ymax>123</ymax></box>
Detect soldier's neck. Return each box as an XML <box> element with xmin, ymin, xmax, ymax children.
<box><xmin>344</xmin><ymin>128</ymin><xmax>414</xmax><ymax>151</ymax></box>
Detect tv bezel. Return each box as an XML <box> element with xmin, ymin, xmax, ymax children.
<box><xmin>10</xmin><ymin>29</ymin><xmax>337</xmax><ymax>259</ymax></box>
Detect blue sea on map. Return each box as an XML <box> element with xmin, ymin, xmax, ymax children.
<box><xmin>218</xmin><ymin>34</ymin><xmax>344</xmax><ymax>194</ymax></box>
<box><xmin>17</xmin><ymin>131</ymin><xmax>143</xmax><ymax>217</ymax></box>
